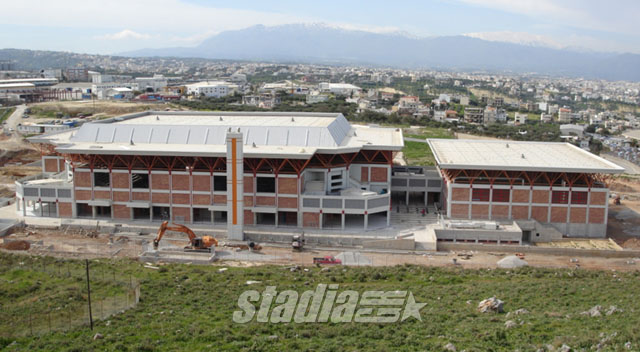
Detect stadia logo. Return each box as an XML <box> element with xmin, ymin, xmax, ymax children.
<box><xmin>233</xmin><ymin>284</ymin><xmax>426</xmax><ymax>323</ymax></box>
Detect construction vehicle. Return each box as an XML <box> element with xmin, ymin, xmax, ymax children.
<box><xmin>613</xmin><ymin>194</ymin><xmax>621</xmax><ymax>205</ymax></box>
<box><xmin>153</xmin><ymin>221</ymin><xmax>218</xmax><ymax>252</ymax></box>
<box><xmin>292</xmin><ymin>232</ymin><xmax>306</xmax><ymax>251</ymax></box>
<box><xmin>313</xmin><ymin>256</ymin><xmax>341</xmax><ymax>265</ymax></box>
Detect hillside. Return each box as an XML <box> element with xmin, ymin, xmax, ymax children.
<box><xmin>1</xmin><ymin>253</ymin><xmax>639</xmax><ymax>351</ymax></box>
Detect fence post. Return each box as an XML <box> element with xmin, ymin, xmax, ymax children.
<box><xmin>85</xmin><ymin>259</ymin><xmax>93</xmax><ymax>331</ymax></box>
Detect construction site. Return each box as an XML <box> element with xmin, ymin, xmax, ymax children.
<box><xmin>0</xmin><ymin>109</ymin><xmax>638</xmax><ymax>271</ymax></box>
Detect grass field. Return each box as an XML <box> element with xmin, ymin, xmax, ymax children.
<box><xmin>402</xmin><ymin>127</ymin><xmax>453</xmax><ymax>166</ymax></box>
<box><xmin>0</xmin><ymin>107</ymin><xmax>16</xmax><ymax>123</ymax></box>
<box><xmin>1</xmin><ymin>252</ymin><xmax>639</xmax><ymax>351</ymax></box>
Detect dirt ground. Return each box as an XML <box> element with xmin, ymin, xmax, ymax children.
<box><xmin>2</xmin><ymin>225</ymin><xmax>639</xmax><ymax>272</ymax></box>
<box><xmin>607</xmin><ymin>177</ymin><xmax>640</xmax><ymax>249</ymax></box>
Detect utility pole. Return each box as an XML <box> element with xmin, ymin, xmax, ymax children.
<box><xmin>85</xmin><ymin>259</ymin><xmax>93</xmax><ymax>330</ymax></box>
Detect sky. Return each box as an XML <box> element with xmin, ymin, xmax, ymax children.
<box><xmin>0</xmin><ymin>0</ymin><xmax>639</xmax><ymax>55</ymax></box>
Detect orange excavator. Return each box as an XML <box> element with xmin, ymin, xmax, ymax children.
<box><xmin>153</xmin><ymin>221</ymin><xmax>218</xmax><ymax>252</ymax></box>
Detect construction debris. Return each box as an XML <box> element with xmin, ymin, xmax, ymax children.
<box><xmin>504</xmin><ymin>320</ymin><xmax>517</xmax><ymax>329</ymax></box>
<box><xmin>0</xmin><ymin>240</ymin><xmax>30</xmax><ymax>251</ymax></box>
<box><xmin>478</xmin><ymin>297</ymin><xmax>504</xmax><ymax>313</ymax></box>
<box><xmin>581</xmin><ymin>305</ymin><xmax>602</xmax><ymax>317</ymax></box>
<box><xmin>497</xmin><ymin>255</ymin><xmax>528</xmax><ymax>269</ymax></box>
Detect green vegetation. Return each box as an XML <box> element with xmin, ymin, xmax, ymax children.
<box><xmin>0</xmin><ymin>107</ymin><xmax>16</xmax><ymax>123</ymax></box>
<box><xmin>402</xmin><ymin>141</ymin><xmax>436</xmax><ymax>166</ymax></box>
<box><xmin>461</xmin><ymin>121</ymin><xmax>562</xmax><ymax>142</ymax></box>
<box><xmin>403</xmin><ymin>127</ymin><xmax>454</xmax><ymax>166</ymax></box>
<box><xmin>2</xmin><ymin>252</ymin><xmax>640</xmax><ymax>351</ymax></box>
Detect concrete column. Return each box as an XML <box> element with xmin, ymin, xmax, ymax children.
<box><xmin>92</xmin><ymin>206</ymin><xmax>97</xmax><ymax>219</ymax></box>
<box><xmin>405</xmin><ymin>191</ymin><xmax>409</xmax><ymax>206</ymax></box>
<box><xmin>39</xmin><ymin>200</ymin><xmax>43</xmax><ymax>217</ymax></box>
<box><xmin>226</xmin><ymin>130</ymin><xmax>244</xmax><ymax>240</ymax></box>
<box><xmin>341</xmin><ymin>213</ymin><xmax>345</xmax><ymax>230</ymax></box>
<box><xmin>386</xmin><ymin>210</ymin><xmax>391</xmax><ymax>226</ymax></box>
<box><xmin>364</xmin><ymin>213</ymin><xmax>368</xmax><ymax>230</ymax></box>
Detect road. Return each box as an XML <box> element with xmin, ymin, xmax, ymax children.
<box><xmin>602</xmin><ymin>153</ymin><xmax>640</xmax><ymax>175</ymax></box>
<box><xmin>3</xmin><ymin>104</ymin><xmax>26</xmax><ymax>140</ymax></box>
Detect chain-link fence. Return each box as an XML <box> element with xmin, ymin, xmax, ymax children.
<box><xmin>0</xmin><ymin>256</ymin><xmax>140</xmax><ymax>338</ymax></box>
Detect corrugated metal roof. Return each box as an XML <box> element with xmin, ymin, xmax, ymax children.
<box><xmin>70</xmin><ymin>112</ymin><xmax>353</xmax><ymax>148</ymax></box>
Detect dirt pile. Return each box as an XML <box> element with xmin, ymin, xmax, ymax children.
<box><xmin>0</xmin><ymin>240</ymin><xmax>30</xmax><ymax>251</ymax></box>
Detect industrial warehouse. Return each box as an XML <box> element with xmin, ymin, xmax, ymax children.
<box><xmin>14</xmin><ymin>110</ymin><xmax>624</xmax><ymax>246</ymax></box>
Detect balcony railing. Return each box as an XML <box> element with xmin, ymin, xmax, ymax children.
<box><xmin>301</xmin><ymin>192</ymin><xmax>390</xmax><ymax>213</ymax></box>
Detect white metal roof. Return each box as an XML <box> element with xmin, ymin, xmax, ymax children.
<box><xmin>427</xmin><ymin>139</ymin><xmax>625</xmax><ymax>174</ymax></box>
<box><xmin>41</xmin><ymin>111</ymin><xmax>403</xmax><ymax>158</ymax></box>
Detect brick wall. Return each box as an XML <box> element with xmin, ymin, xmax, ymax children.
<box><xmin>550</xmin><ymin>207</ymin><xmax>567</xmax><ymax>223</ymax></box>
<box><xmin>94</xmin><ymin>191</ymin><xmax>110</xmax><ymax>200</ymax></box>
<box><xmin>589</xmin><ymin>208</ymin><xmax>605</xmax><ymax>224</ymax></box>
<box><xmin>172</xmin><ymin>207</ymin><xmax>190</xmax><ymax>222</ymax></box>
<box><xmin>132</xmin><ymin>192</ymin><xmax>149</xmax><ymax>201</ymax></box>
<box><xmin>511</xmin><ymin>206</ymin><xmax>528</xmax><ymax>219</ymax></box>
<box><xmin>113</xmin><ymin>204</ymin><xmax>130</xmax><ymax>219</ymax></box>
<box><xmin>113</xmin><ymin>191</ymin><xmax>129</xmax><ymax>202</ymax></box>
<box><xmin>491</xmin><ymin>205</ymin><xmax>509</xmax><ymax>219</ymax></box>
<box><xmin>512</xmin><ymin>190</ymin><xmax>529</xmax><ymax>203</ymax></box>
<box><xmin>278</xmin><ymin>197</ymin><xmax>298</xmax><ymax>209</ymax></box>
<box><xmin>531</xmin><ymin>206</ymin><xmax>548</xmax><ymax>223</ymax></box>
<box><xmin>244</xmin><ymin>176</ymin><xmax>253</xmax><ymax>193</ymax></box>
<box><xmin>58</xmin><ymin>202</ymin><xmax>72</xmax><ymax>217</ymax></box>
<box><xmin>112</xmin><ymin>173</ymin><xmax>129</xmax><ymax>189</ymax></box>
<box><xmin>370</xmin><ymin>167</ymin><xmax>387</xmax><ymax>182</ymax></box>
<box><xmin>172</xmin><ymin>193</ymin><xmax>190</xmax><ymax>204</ymax></box>
<box><xmin>303</xmin><ymin>212</ymin><xmax>319</xmax><ymax>227</ymax></box>
<box><xmin>44</xmin><ymin>158</ymin><xmax>59</xmax><ymax>173</ymax></box>
<box><xmin>451</xmin><ymin>188</ymin><xmax>470</xmax><ymax>201</ymax></box>
<box><xmin>75</xmin><ymin>190</ymin><xmax>91</xmax><ymax>201</ymax></box>
<box><xmin>151</xmin><ymin>174</ymin><xmax>169</xmax><ymax>190</ymax></box>
<box><xmin>471</xmin><ymin>204</ymin><xmax>489</xmax><ymax>219</ymax></box>
<box><xmin>152</xmin><ymin>193</ymin><xmax>170</xmax><ymax>204</ymax></box>
<box><xmin>277</xmin><ymin>178</ymin><xmax>297</xmax><ymax>194</ymax></box>
<box><xmin>256</xmin><ymin>196</ymin><xmax>276</xmax><ymax>206</ymax></box>
<box><xmin>590</xmin><ymin>192</ymin><xmax>607</xmax><ymax>205</ymax></box>
<box><xmin>193</xmin><ymin>175</ymin><xmax>211</xmax><ymax>192</ymax></box>
<box><xmin>450</xmin><ymin>204</ymin><xmax>469</xmax><ymax>218</ymax></box>
<box><xmin>244</xmin><ymin>210</ymin><xmax>253</xmax><ymax>225</ymax></box>
<box><xmin>531</xmin><ymin>190</ymin><xmax>549</xmax><ymax>204</ymax></box>
<box><xmin>74</xmin><ymin>172</ymin><xmax>91</xmax><ymax>187</ymax></box>
<box><xmin>570</xmin><ymin>207</ymin><xmax>587</xmax><ymax>223</ymax></box>
<box><xmin>171</xmin><ymin>175</ymin><xmax>189</xmax><ymax>191</ymax></box>
<box><xmin>243</xmin><ymin>196</ymin><xmax>253</xmax><ymax>207</ymax></box>
<box><xmin>361</xmin><ymin>167</ymin><xmax>368</xmax><ymax>183</ymax></box>
<box><xmin>193</xmin><ymin>194</ymin><xmax>210</xmax><ymax>205</ymax></box>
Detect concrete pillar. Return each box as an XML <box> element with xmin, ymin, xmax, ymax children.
<box><xmin>364</xmin><ymin>213</ymin><xmax>368</xmax><ymax>230</ymax></box>
<box><xmin>386</xmin><ymin>210</ymin><xmax>390</xmax><ymax>226</ymax></box>
<box><xmin>226</xmin><ymin>130</ymin><xmax>244</xmax><ymax>240</ymax></box>
<box><xmin>92</xmin><ymin>206</ymin><xmax>97</xmax><ymax>219</ymax></box>
<box><xmin>341</xmin><ymin>213</ymin><xmax>345</xmax><ymax>230</ymax></box>
<box><xmin>39</xmin><ymin>200</ymin><xmax>43</xmax><ymax>217</ymax></box>
<box><xmin>405</xmin><ymin>191</ymin><xmax>409</xmax><ymax>206</ymax></box>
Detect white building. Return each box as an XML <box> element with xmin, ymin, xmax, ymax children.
<box><xmin>91</xmin><ymin>83</ymin><xmax>139</xmax><ymax>100</ymax></box>
<box><xmin>135</xmin><ymin>75</ymin><xmax>168</xmax><ymax>92</ymax></box>
<box><xmin>318</xmin><ymin>83</ymin><xmax>361</xmax><ymax>96</ymax></box>
<box><xmin>514</xmin><ymin>113</ymin><xmax>528</xmax><ymax>125</ymax></box>
<box><xmin>186</xmin><ymin>81</ymin><xmax>236</xmax><ymax>98</ymax></box>
<box><xmin>558</xmin><ymin>108</ymin><xmax>572</xmax><ymax>123</ymax></box>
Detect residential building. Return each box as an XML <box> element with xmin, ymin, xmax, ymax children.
<box><xmin>463</xmin><ymin>107</ymin><xmax>484</xmax><ymax>124</ymax></box>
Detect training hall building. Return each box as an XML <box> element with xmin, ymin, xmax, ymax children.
<box><xmin>16</xmin><ymin>111</ymin><xmax>405</xmax><ymax>233</ymax></box>
<box><xmin>428</xmin><ymin>139</ymin><xmax>625</xmax><ymax>238</ymax></box>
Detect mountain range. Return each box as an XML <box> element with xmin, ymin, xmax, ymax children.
<box><xmin>122</xmin><ymin>24</ymin><xmax>640</xmax><ymax>82</ymax></box>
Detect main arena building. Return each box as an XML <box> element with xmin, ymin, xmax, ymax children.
<box><xmin>17</xmin><ymin>111</ymin><xmax>405</xmax><ymax>235</ymax></box>
<box><xmin>16</xmin><ymin>110</ymin><xmax>624</xmax><ymax>240</ymax></box>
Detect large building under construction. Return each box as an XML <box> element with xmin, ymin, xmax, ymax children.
<box><xmin>17</xmin><ymin>111</ymin><xmax>405</xmax><ymax>234</ymax></box>
<box><xmin>428</xmin><ymin>139</ymin><xmax>625</xmax><ymax>238</ymax></box>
